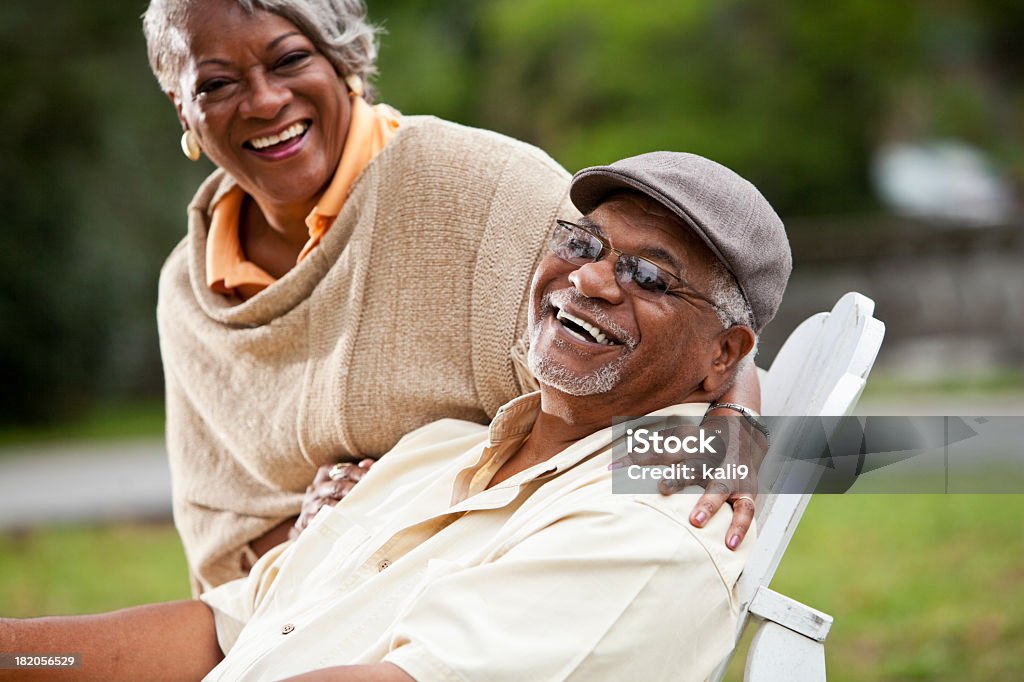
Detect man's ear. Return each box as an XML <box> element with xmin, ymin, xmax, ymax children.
<box><xmin>701</xmin><ymin>325</ymin><xmax>756</xmax><ymax>395</ymax></box>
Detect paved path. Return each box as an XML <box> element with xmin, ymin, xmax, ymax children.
<box><xmin>0</xmin><ymin>439</ymin><xmax>171</xmax><ymax>530</ymax></box>
<box><xmin>1</xmin><ymin>393</ymin><xmax>1021</xmax><ymax>530</ymax></box>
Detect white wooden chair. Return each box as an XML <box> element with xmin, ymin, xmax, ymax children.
<box><xmin>710</xmin><ymin>292</ymin><xmax>886</xmax><ymax>682</ymax></box>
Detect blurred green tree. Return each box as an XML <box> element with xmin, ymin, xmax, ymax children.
<box><xmin>1</xmin><ymin>0</ymin><xmax>1020</xmax><ymax>425</ymax></box>
<box><xmin>0</xmin><ymin>0</ymin><xmax>206</xmax><ymax>424</ymax></box>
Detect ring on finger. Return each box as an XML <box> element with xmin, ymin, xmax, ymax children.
<box><xmin>732</xmin><ymin>495</ymin><xmax>756</xmax><ymax>509</ymax></box>
<box><xmin>328</xmin><ymin>462</ymin><xmax>350</xmax><ymax>481</ymax></box>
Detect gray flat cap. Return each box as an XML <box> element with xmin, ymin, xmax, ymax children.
<box><xmin>570</xmin><ymin>151</ymin><xmax>791</xmax><ymax>332</ymax></box>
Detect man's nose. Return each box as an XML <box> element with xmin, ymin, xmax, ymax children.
<box><xmin>240</xmin><ymin>69</ymin><xmax>292</xmax><ymax>119</ymax></box>
<box><xmin>568</xmin><ymin>257</ymin><xmax>624</xmax><ymax>305</ymax></box>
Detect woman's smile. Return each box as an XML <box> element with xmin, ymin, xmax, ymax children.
<box><xmin>244</xmin><ymin>119</ymin><xmax>311</xmax><ymax>160</ymax></box>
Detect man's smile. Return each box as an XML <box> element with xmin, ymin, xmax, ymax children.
<box><xmin>555</xmin><ymin>307</ymin><xmax>617</xmax><ymax>346</ymax></box>
<box><xmin>544</xmin><ymin>288</ymin><xmax>637</xmax><ymax>352</ymax></box>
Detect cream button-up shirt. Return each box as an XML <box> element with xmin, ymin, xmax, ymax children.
<box><xmin>201</xmin><ymin>393</ymin><xmax>752</xmax><ymax>681</ymax></box>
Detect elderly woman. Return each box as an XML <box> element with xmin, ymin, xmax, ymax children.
<box><xmin>144</xmin><ymin>0</ymin><xmax>762</xmax><ymax>593</ymax></box>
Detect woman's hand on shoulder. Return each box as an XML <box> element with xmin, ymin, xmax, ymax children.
<box><xmin>290</xmin><ymin>458</ymin><xmax>375</xmax><ymax>539</ymax></box>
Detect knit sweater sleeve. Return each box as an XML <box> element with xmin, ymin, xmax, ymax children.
<box><xmin>468</xmin><ymin>139</ymin><xmax>577</xmax><ymax>417</ymax></box>
<box><xmin>159</xmin><ymin>237</ymin><xmax>306</xmax><ymax>592</ymax></box>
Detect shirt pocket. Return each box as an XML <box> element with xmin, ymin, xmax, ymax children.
<box><xmin>633</xmin><ymin>495</ymin><xmax>752</xmax><ymax>591</ymax></box>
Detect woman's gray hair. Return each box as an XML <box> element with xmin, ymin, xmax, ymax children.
<box><xmin>143</xmin><ymin>0</ymin><xmax>380</xmax><ymax>99</ymax></box>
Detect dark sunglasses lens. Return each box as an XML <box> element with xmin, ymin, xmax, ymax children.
<box><xmin>551</xmin><ymin>223</ymin><xmax>601</xmax><ymax>262</ymax></box>
<box><xmin>617</xmin><ymin>256</ymin><xmax>670</xmax><ymax>293</ymax></box>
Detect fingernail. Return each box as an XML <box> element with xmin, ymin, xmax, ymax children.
<box><xmin>727</xmin><ymin>534</ymin><xmax>740</xmax><ymax>550</ymax></box>
<box><xmin>609</xmin><ymin>459</ymin><xmax>626</xmax><ymax>470</ymax></box>
<box><xmin>693</xmin><ymin>511</ymin><xmax>707</xmax><ymax>525</ymax></box>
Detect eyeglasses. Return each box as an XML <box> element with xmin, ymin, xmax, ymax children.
<box><xmin>549</xmin><ymin>219</ymin><xmax>724</xmax><ymax>311</ymax></box>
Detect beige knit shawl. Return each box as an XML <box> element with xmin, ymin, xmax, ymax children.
<box><xmin>158</xmin><ymin>117</ymin><xmax>574</xmax><ymax>591</ymax></box>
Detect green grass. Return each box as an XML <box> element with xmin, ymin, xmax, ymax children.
<box><xmin>0</xmin><ymin>402</ymin><xmax>165</xmax><ymax>450</ymax></box>
<box><xmin>0</xmin><ymin>524</ymin><xmax>189</xmax><ymax>616</ymax></box>
<box><xmin>3</xmin><ymin>496</ymin><xmax>1022</xmax><ymax>680</ymax></box>
<box><xmin>859</xmin><ymin>369</ymin><xmax>1024</xmax><ymax>400</ymax></box>
<box><xmin>724</xmin><ymin>494</ymin><xmax>1024</xmax><ymax>681</ymax></box>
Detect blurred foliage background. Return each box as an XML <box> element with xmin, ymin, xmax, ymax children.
<box><xmin>2</xmin><ymin>0</ymin><xmax>1023</xmax><ymax>425</ymax></box>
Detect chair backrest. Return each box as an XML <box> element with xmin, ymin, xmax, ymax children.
<box><xmin>709</xmin><ymin>291</ymin><xmax>885</xmax><ymax>681</ymax></box>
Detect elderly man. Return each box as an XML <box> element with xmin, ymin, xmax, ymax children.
<box><xmin>0</xmin><ymin>152</ymin><xmax>789</xmax><ymax>682</ymax></box>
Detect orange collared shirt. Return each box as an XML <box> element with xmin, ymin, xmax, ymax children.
<box><xmin>206</xmin><ymin>96</ymin><xmax>402</xmax><ymax>297</ymax></box>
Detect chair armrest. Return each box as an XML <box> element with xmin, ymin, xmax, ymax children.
<box><xmin>748</xmin><ymin>586</ymin><xmax>832</xmax><ymax>642</ymax></box>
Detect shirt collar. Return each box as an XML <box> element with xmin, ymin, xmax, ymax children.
<box><xmin>451</xmin><ymin>392</ymin><xmax>709</xmax><ymax>504</ymax></box>
<box><xmin>300</xmin><ymin>96</ymin><xmax>402</xmax><ymax>260</ymax></box>
<box><xmin>206</xmin><ymin>185</ymin><xmax>275</xmax><ymax>294</ymax></box>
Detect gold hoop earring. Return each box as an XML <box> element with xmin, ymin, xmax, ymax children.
<box><xmin>180</xmin><ymin>129</ymin><xmax>202</xmax><ymax>161</ymax></box>
<box><xmin>344</xmin><ymin>74</ymin><xmax>364</xmax><ymax>98</ymax></box>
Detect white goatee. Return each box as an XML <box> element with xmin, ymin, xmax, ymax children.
<box><xmin>527</xmin><ymin>289</ymin><xmax>636</xmax><ymax>396</ymax></box>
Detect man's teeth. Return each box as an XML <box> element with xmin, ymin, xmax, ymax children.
<box><xmin>249</xmin><ymin>122</ymin><xmax>308</xmax><ymax>150</ymax></box>
<box><xmin>556</xmin><ymin>309</ymin><xmax>614</xmax><ymax>345</ymax></box>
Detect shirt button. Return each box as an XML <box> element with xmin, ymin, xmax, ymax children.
<box><xmin>281</xmin><ymin>623</ymin><xmax>295</xmax><ymax>635</ymax></box>
<box><xmin>377</xmin><ymin>559</ymin><xmax>391</xmax><ymax>572</ymax></box>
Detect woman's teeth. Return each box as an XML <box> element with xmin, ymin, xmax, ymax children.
<box><xmin>556</xmin><ymin>309</ymin><xmax>614</xmax><ymax>345</ymax></box>
<box><xmin>249</xmin><ymin>122</ymin><xmax>308</xmax><ymax>150</ymax></box>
